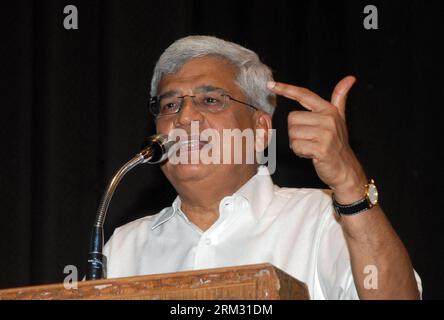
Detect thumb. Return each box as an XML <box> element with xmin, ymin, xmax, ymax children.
<box><xmin>331</xmin><ymin>76</ymin><xmax>356</xmax><ymax>119</ymax></box>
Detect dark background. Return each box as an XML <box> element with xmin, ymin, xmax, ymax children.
<box><xmin>0</xmin><ymin>0</ymin><xmax>443</xmax><ymax>299</ymax></box>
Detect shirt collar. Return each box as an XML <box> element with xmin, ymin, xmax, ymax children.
<box><xmin>151</xmin><ymin>196</ymin><xmax>191</xmax><ymax>230</ymax></box>
<box><xmin>152</xmin><ymin>165</ymin><xmax>275</xmax><ymax>229</ymax></box>
<box><xmin>151</xmin><ymin>207</ymin><xmax>174</xmax><ymax>230</ymax></box>
<box><xmin>232</xmin><ymin>165</ymin><xmax>275</xmax><ymax>221</ymax></box>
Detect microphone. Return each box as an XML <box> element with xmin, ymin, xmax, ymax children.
<box><xmin>86</xmin><ymin>134</ymin><xmax>174</xmax><ymax>280</ymax></box>
<box><xmin>139</xmin><ymin>134</ymin><xmax>176</xmax><ymax>164</ymax></box>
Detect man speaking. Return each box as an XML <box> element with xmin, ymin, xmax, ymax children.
<box><xmin>103</xmin><ymin>36</ymin><xmax>421</xmax><ymax>299</ymax></box>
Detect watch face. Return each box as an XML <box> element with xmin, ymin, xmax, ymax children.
<box><xmin>367</xmin><ymin>184</ymin><xmax>378</xmax><ymax>205</ymax></box>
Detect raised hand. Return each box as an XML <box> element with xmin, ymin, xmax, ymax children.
<box><xmin>267</xmin><ymin>76</ymin><xmax>367</xmax><ymax>203</ymax></box>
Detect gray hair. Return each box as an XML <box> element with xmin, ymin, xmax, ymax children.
<box><xmin>150</xmin><ymin>35</ymin><xmax>276</xmax><ymax>115</ymax></box>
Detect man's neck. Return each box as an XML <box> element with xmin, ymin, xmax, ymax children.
<box><xmin>177</xmin><ymin>166</ymin><xmax>258</xmax><ymax>231</ymax></box>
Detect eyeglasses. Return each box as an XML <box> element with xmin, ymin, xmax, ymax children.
<box><xmin>149</xmin><ymin>90</ymin><xmax>258</xmax><ymax>118</ymax></box>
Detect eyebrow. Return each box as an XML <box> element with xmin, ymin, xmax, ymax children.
<box><xmin>158</xmin><ymin>89</ymin><xmax>181</xmax><ymax>100</ymax></box>
<box><xmin>158</xmin><ymin>85</ymin><xmax>229</xmax><ymax>99</ymax></box>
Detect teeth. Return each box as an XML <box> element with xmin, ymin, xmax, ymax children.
<box><xmin>179</xmin><ymin>140</ymin><xmax>197</xmax><ymax>146</ymax></box>
<box><xmin>180</xmin><ymin>138</ymin><xmax>207</xmax><ymax>145</ymax></box>
<box><xmin>187</xmin><ymin>140</ymin><xmax>199</xmax><ymax>148</ymax></box>
<box><xmin>176</xmin><ymin>139</ymin><xmax>208</xmax><ymax>151</ymax></box>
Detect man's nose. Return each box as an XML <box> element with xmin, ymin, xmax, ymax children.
<box><xmin>175</xmin><ymin>96</ymin><xmax>204</xmax><ymax>126</ymax></box>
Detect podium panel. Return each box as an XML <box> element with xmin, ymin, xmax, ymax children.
<box><xmin>0</xmin><ymin>263</ymin><xmax>309</xmax><ymax>300</ymax></box>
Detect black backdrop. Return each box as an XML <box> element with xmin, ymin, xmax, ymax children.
<box><xmin>1</xmin><ymin>0</ymin><xmax>443</xmax><ymax>299</ymax></box>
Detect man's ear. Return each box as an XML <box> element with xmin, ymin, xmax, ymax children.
<box><xmin>253</xmin><ymin>111</ymin><xmax>273</xmax><ymax>152</ymax></box>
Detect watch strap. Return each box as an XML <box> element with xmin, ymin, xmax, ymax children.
<box><xmin>332</xmin><ymin>193</ymin><xmax>372</xmax><ymax>216</ymax></box>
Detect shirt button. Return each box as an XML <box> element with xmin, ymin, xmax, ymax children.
<box><xmin>205</xmin><ymin>238</ymin><xmax>212</xmax><ymax>246</ymax></box>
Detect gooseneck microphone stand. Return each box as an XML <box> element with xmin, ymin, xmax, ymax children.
<box><xmin>86</xmin><ymin>134</ymin><xmax>174</xmax><ymax>280</ymax></box>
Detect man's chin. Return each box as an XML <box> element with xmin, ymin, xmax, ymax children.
<box><xmin>163</xmin><ymin>162</ymin><xmax>212</xmax><ymax>181</ymax></box>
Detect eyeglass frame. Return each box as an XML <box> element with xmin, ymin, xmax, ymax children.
<box><xmin>148</xmin><ymin>89</ymin><xmax>259</xmax><ymax>119</ymax></box>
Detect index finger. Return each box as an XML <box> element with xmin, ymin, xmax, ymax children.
<box><xmin>267</xmin><ymin>81</ymin><xmax>331</xmax><ymax>112</ymax></box>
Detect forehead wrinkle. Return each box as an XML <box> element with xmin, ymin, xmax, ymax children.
<box><xmin>193</xmin><ymin>85</ymin><xmax>228</xmax><ymax>94</ymax></box>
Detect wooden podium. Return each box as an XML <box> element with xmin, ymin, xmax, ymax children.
<box><xmin>0</xmin><ymin>263</ymin><xmax>309</xmax><ymax>300</ymax></box>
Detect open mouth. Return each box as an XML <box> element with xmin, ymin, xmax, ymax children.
<box><xmin>175</xmin><ymin>136</ymin><xmax>209</xmax><ymax>153</ymax></box>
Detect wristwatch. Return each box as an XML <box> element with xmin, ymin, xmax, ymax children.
<box><xmin>332</xmin><ymin>179</ymin><xmax>379</xmax><ymax>216</ymax></box>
